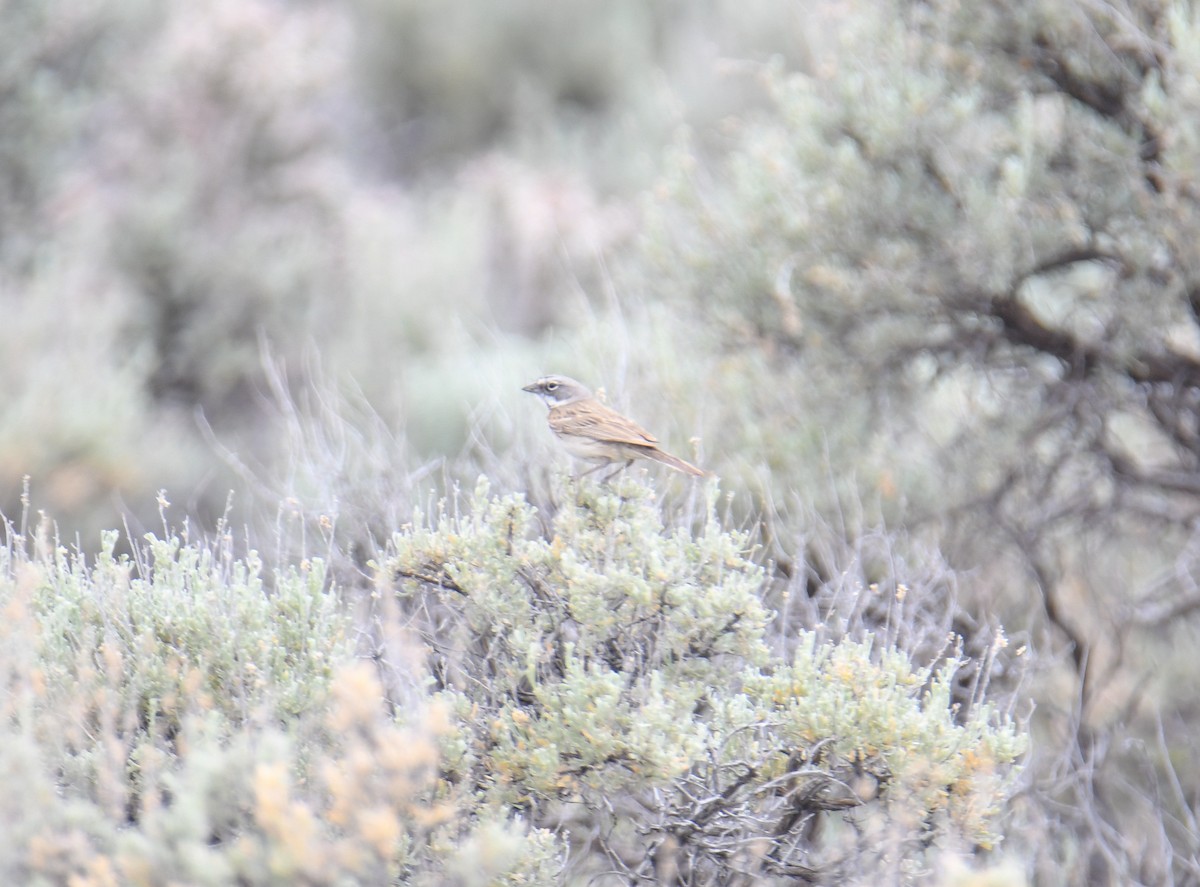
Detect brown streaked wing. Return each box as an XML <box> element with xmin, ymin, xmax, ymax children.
<box><xmin>548</xmin><ymin>399</ymin><xmax>659</xmax><ymax>446</ymax></box>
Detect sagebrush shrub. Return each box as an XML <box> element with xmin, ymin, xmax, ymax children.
<box><xmin>384</xmin><ymin>477</ymin><xmax>1025</xmax><ymax>883</ymax></box>
<box><xmin>0</xmin><ymin>513</ymin><xmax>561</xmax><ymax>886</ymax></box>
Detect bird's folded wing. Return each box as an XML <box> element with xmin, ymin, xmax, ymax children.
<box><xmin>549</xmin><ymin>401</ymin><xmax>659</xmax><ymax>446</ymax></box>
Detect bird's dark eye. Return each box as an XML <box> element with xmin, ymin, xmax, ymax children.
<box><xmin>546</xmin><ymin>382</ymin><xmax>558</xmax><ymax>391</ymax></box>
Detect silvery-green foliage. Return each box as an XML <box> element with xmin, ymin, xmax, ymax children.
<box><xmin>385</xmin><ymin>477</ymin><xmax>1024</xmax><ymax>882</ymax></box>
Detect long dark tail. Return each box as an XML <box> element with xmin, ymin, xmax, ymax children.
<box><xmin>644</xmin><ymin>447</ymin><xmax>706</xmax><ymax>477</ymax></box>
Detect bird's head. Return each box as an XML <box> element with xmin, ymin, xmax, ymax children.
<box><xmin>521</xmin><ymin>375</ymin><xmax>593</xmax><ymax>408</ymax></box>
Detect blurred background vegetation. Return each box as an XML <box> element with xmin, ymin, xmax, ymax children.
<box><xmin>3</xmin><ymin>0</ymin><xmax>1200</xmax><ymax>883</ymax></box>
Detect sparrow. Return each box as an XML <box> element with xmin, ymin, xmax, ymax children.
<box><xmin>522</xmin><ymin>375</ymin><xmax>705</xmax><ymax>480</ymax></box>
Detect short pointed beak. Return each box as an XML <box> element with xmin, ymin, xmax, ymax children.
<box><xmin>521</xmin><ymin>382</ymin><xmax>539</xmax><ymax>393</ymax></box>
